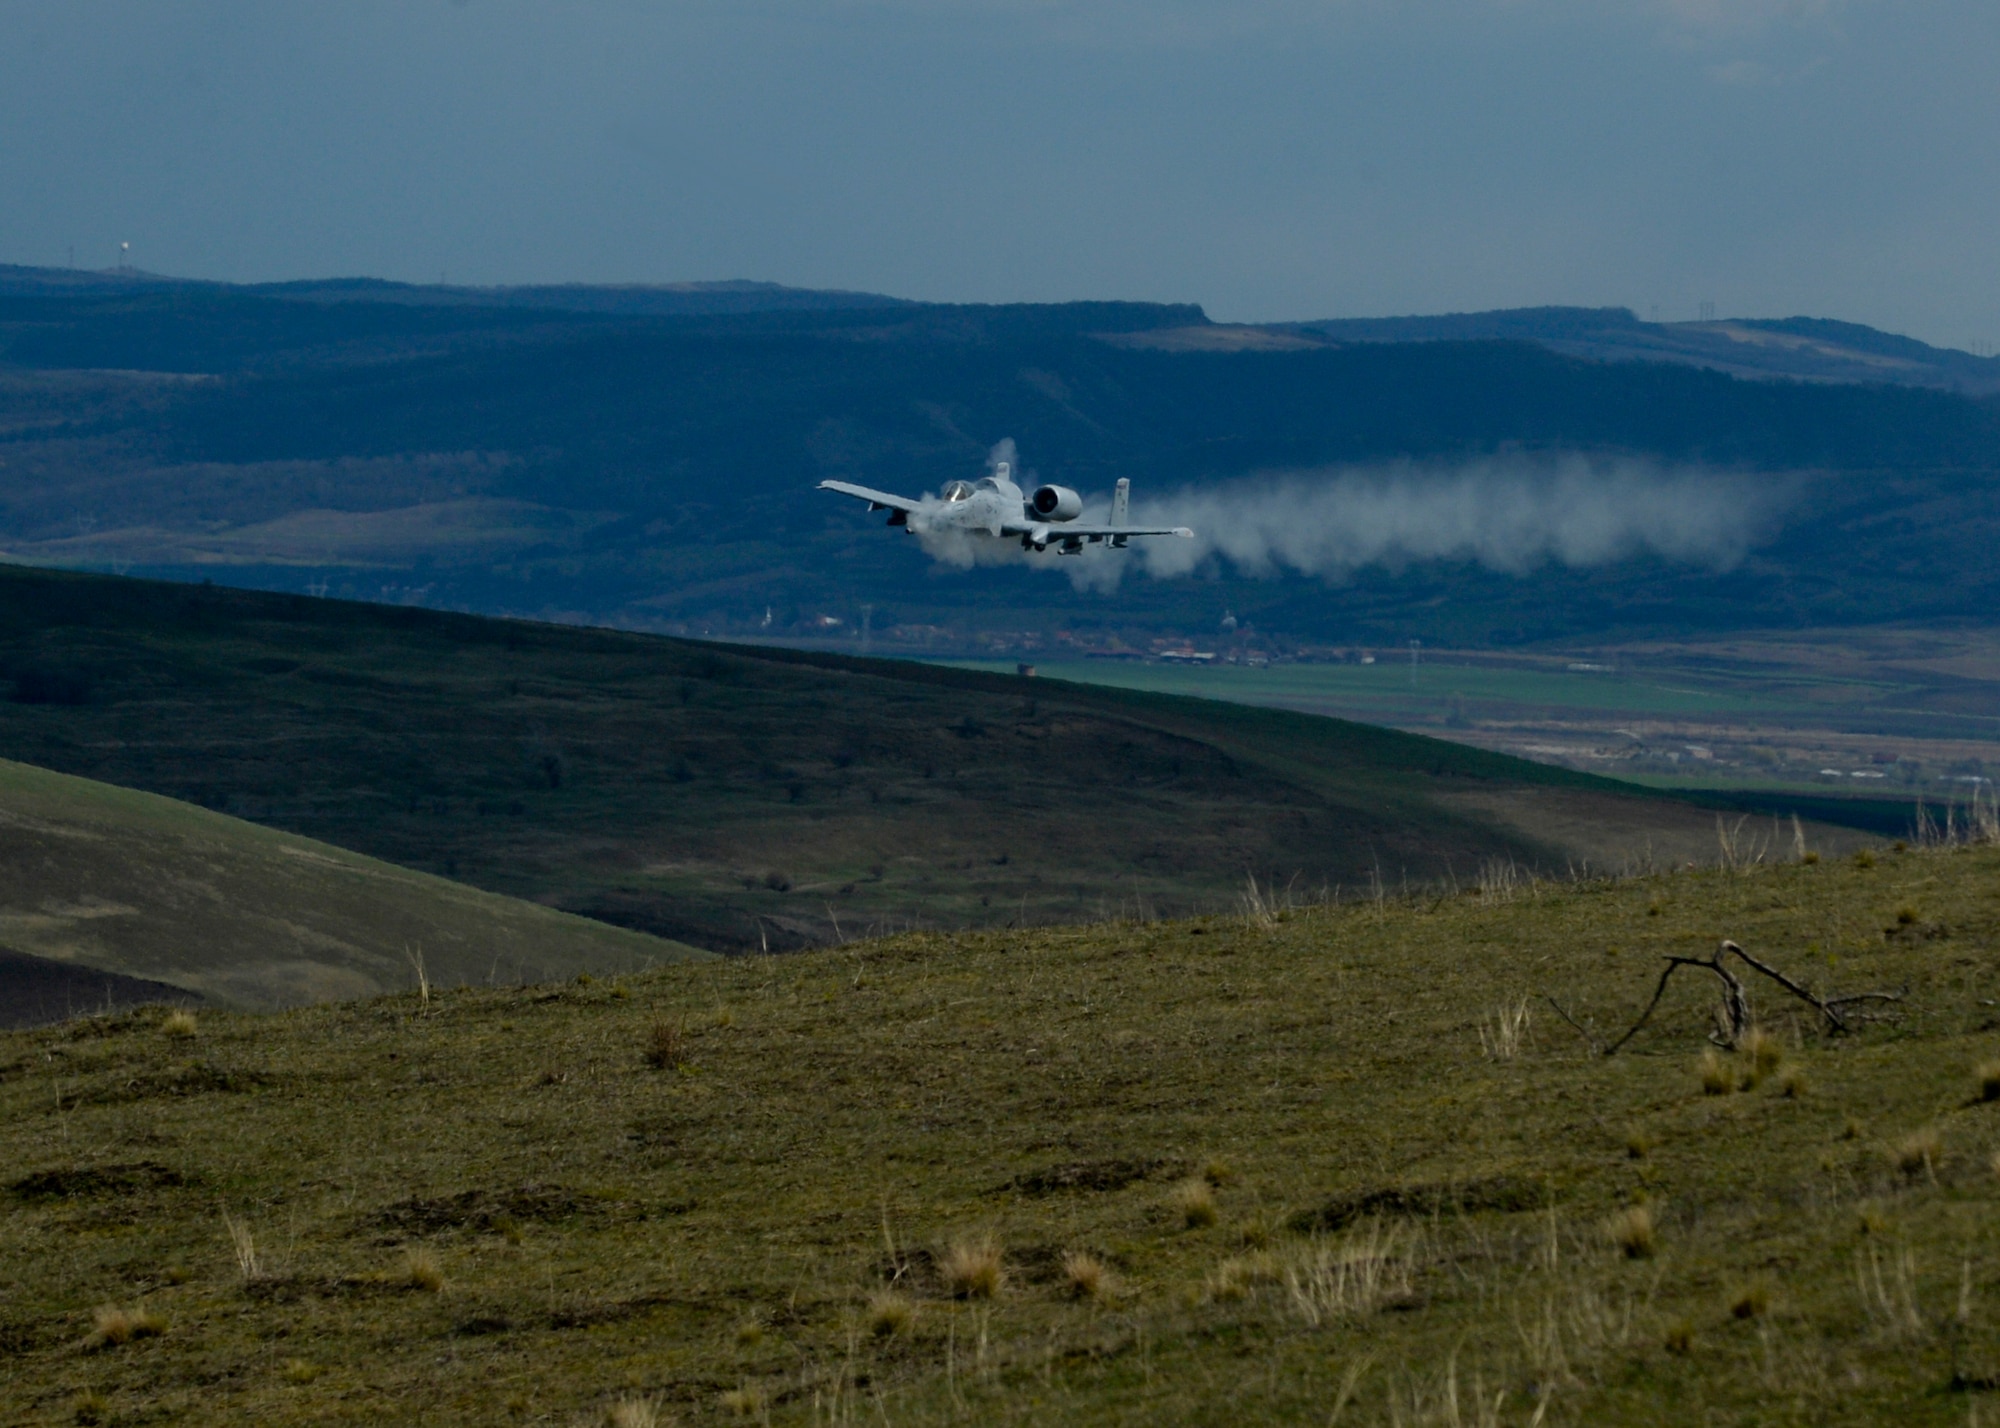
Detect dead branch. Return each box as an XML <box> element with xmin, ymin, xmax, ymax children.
<box><xmin>1544</xmin><ymin>995</ymin><xmax>1603</xmax><ymax>1055</ymax></box>
<box><xmin>1601</xmin><ymin>951</ymin><xmax>1746</xmax><ymax>1055</ymax></box>
<box><xmin>1598</xmin><ymin>939</ymin><xmax>1902</xmax><ymax>1056</ymax></box>
<box><xmin>1719</xmin><ymin>939</ymin><xmax>1905</xmax><ymax>1035</ymax></box>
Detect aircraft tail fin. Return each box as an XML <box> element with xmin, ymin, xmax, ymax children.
<box><xmin>1111</xmin><ymin>478</ymin><xmax>1131</xmax><ymax>547</ymax></box>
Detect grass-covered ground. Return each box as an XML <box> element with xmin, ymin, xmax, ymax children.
<box><xmin>7</xmin><ymin>836</ymin><xmax>2000</xmax><ymax>1424</ymax></box>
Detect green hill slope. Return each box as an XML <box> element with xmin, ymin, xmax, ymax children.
<box><xmin>0</xmin><ymin>756</ymin><xmax>705</xmax><ymax>1016</ymax></box>
<box><xmin>0</xmin><ymin>564</ymin><xmax>1817</xmax><ymax>950</ymax></box>
<box><xmin>4</xmin><ymin>837</ymin><xmax>1996</xmax><ymax>1423</ymax></box>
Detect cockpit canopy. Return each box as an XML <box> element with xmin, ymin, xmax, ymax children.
<box><xmin>941</xmin><ymin>480</ymin><xmax>976</xmax><ymax>502</ymax></box>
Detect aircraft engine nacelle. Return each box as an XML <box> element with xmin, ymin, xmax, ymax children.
<box><xmin>1029</xmin><ymin>485</ymin><xmax>1083</xmax><ymax>521</ymax></box>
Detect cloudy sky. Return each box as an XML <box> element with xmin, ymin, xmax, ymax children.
<box><xmin>3</xmin><ymin>1</ymin><xmax>1994</xmax><ymax>345</ymax></box>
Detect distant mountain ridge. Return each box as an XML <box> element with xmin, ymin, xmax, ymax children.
<box><xmin>1268</xmin><ymin>305</ymin><xmax>2000</xmax><ymax>394</ymax></box>
<box><xmin>3</xmin><ymin>261</ymin><xmax>1999</xmax><ymax>647</ymax></box>
<box><xmin>0</xmin><ymin>264</ymin><xmax>913</xmax><ymax>317</ymax></box>
<box><xmin>4</xmin><ymin>263</ymin><xmax>1989</xmax><ymax>390</ymax></box>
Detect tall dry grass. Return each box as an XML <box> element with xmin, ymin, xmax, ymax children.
<box><xmin>1478</xmin><ymin>1000</ymin><xmax>1532</xmax><ymax>1060</ymax></box>
<box><xmin>222</xmin><ymin>1212</ymin><xmax>261</xmax><ymax>1281</ymax></box>
<box><xmin>1282</xmin><ymin>1223</ymin><xmax>1417</xmax><ymax>1327</ymax></box>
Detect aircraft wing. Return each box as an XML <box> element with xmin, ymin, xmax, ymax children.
<box><xmin>1001</xmin><ymin>521</ymin><xmax>1194</xmax><ymax>540</ymax></box>
<box><xmin>818</xmin><ymin>479</ymin><xmax>924</xmax><ymax>513</ymax></box>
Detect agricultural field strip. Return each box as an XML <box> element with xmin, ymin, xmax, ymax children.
<box><xmin>953</xmin><ymin>659</ymin><xmax>2000</xmax><ymax>754</ymax></box>
<box><xmin>941</xmin><ymin>661</ymin><xmax>1812</xmax><ymax>718</ymax></box>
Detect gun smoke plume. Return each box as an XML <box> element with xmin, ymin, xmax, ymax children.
<box><xmin>917</xmin><ymin>453</ymin><xmax>1791</xmax><ymax>590</ymax></box>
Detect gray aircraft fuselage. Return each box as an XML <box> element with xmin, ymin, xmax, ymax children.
<box><xmin>818</xmin><ymin>460</ymin><xmax>1192</xmax><ymax>554</ymax></box>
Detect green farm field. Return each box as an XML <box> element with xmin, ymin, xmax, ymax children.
<box><xmin>944</xmin><ymin>658</ymin><xmax>1783</xmax><ymax>722</ymax></box>
<box><xmin>945</xmin><ymin>633</ymin><xmax>2000</xmax><ymax>814</ymax></box>
<box><xmin>9</xmin><ymin>836</ymin><xmax>2000</xmax><ymax>1424</ymax></box>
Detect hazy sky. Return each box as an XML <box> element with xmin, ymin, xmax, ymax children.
<box><xmin>4</xmin><ymin>1</ymin><xmax>1996</xmax><ymax>345</ymax></box>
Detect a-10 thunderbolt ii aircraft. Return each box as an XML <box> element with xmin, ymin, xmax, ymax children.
<box><xmin>818</xmin><ymin>460</ymin><xmax>1193</xmax><ymax>554</ymax></box>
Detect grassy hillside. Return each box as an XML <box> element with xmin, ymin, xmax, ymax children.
<box><xmin>6</xmin><ymin>832</ymin><xmax>1999</xmax><ymax>1423</ymax></box>
<box><xmin>0</xmin><ymin>756</ymin><xmax>705</xmax><ymax>1016</ymax></box>
<box><xmin>0</xmin><ymin>563</ymin><xmax>1829</xmax><ymax>951</ymax></box>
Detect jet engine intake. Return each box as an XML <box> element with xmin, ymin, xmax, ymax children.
<box><xmin>1029</xmin><ymin>485</ymin><xmax>1083</xmax><ymax>521</ymax></box>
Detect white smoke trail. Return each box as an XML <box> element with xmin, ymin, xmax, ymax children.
<box><xmin>1137</xmin><ymin>456</ymin><xmax>1781</xmax><ymax>581</ymax></box>
<box><xmin>910</xmin><ymin>453</ymin><xmax>1789</xmax><ymax>590</ymax></box>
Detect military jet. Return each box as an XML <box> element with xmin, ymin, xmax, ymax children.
<box><xmin>819</xmin><ymin>460</ymin><xmax>1193</xmax><ymax>555</ymax></box>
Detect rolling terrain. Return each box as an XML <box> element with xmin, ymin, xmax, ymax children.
<box><xmin>0</xmin><ymin>756</ymin><xmax>703</xmax><ymax>1020</ymax></box>
<box><xmin>0</xmin><ymin>563</ymin><xmax>1840</xmax><ymax>955</ymax></box>
<box><xmin>5</xmin><ymin>832</ymin><xmax>1999</xmax><ymax>1423</ymax></box>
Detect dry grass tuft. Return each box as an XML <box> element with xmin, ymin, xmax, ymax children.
<box><xmin>1664</xmin><ymin>1318</ymin><xmax>1695</xmax><ymax>1355</ymax></box>
<box><xmin>160</xmin><ymin>1008</ymin><xmax>197</xmax><ymax>1038</ymax></box>
<box><xmin>282</xmin><ymin>1359</ymin><xmax>320</xmax><ymax>1384</ymax></box>
<box><xmin>1061</xmin><ymin>1250</ymin><xmax>1113</xmax><ymax>1301</ymax></box>
<box><xmin>222</xmin><ymin>1212</ymin><xmax>261</xmax><ymax>1282</ymax></box>
<box><xmin>1977</xmin><ymin>1060</ymin><xmax>2000</xmax><ymax>1103</ymax></box>
<box><xmin>1201</xmin><ymin>1158</ymin><xmax>1235</xmax><ymax>1187</ymax></box>
<box><xmin>1605</xmin><ymin>1204</ymin><xmax>1656</xmax><ymax>1260</ymax></box>
<box><xmin>866</xmin><ymin>1289</ymin><xmax>914</xmax><ymax>1337</ymax></box>
<box><xmin>1855</xmin><ymin>1244</ymin><xmax>1926</xmax><ymax>1338</ymax></box>
<box><xmin>1624</xmin><ymin>1129</ymin><xmax>1655</xmax><ymax>1159</ymax></box>
<box><xmin>1730</xmin><ymin>1280</ymin><xmax>1772</xmax><ymax>1319</ymax></box>
<box><xmin>1779</xmin><ymin>1066</ymin><xmax>1810</xmax><ymax>1099</ymax></box>
<box><xmin>1281</xmin><ymin>1223</ymin><xmax>1416</xmax><ymax>1326</ymax></box>
<box><xmin>88</xmin><ymin>1304</ymin><xmax>166</xmax><ymax>1348</ymax></box>
<box><xmin>1173</xmin><ymin>1177</ymin><xmax>1219</xmax><ymax>1229</ymax></box>
<box><xmin>1739</xmin><ymin>1028</ymin><xmax>1783</xmax><ymax>1086</ymax></box>
<box><xmin>644</xmin><ymin>1018</ymin><xmax>687</xmax><ymax>1071</ymax></box>
<box><xmin>734</xmin><ymin>1318</ymin><xmax>763</xmax><ymax>1347</ymax></box>
<box><xmin>606</xmin><ymin>1396</ymin><xmax>662</xmax><ymax>1428</ymax></box>
<box><xmin>1894</xmin><ymin>1129</ymin><xmax>1943</xmax><ymax>1179</ymax></box>
<box><xmin>939</xmin><ymin>1238</ymin><xmax>1004</xmax><ymax>1299</ymax></box>
<box><xmin>1857</xmin><ymin>1202</ymin><xmax>1890</xmax><ymax>1236</ymax></box>
<box><xmin>720</xmin><ymin>1386</ymin><xmax>764</xmax><ymax>1417</ymax></box>
<box><xmin>1697</xmin><ymin>1050</ymin><xmax>1734</xmax><ymax>1096</ymax></box>
<box><xmin>403</xmin><ymin>1248</ymin><xmax>446</xmax><ymax>1293</ymax></box>
<box><xmin>1477</xmin><ymin>999</ymin><xmax>1532</xmax><ymax>1060</ymax></box>
<box><xmin>1209</xmin><ymin>1252</ymin><xmax>1279</xmax><ymax>1303</ymax></box>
